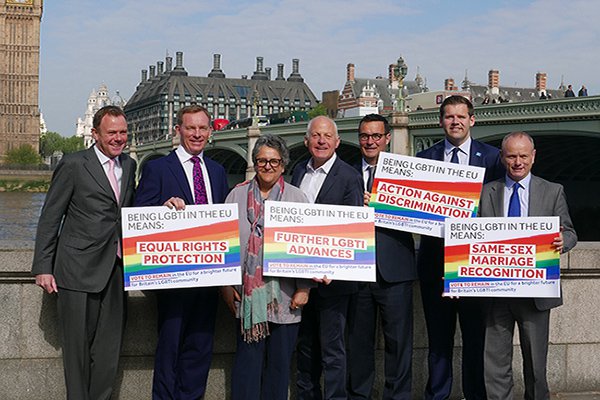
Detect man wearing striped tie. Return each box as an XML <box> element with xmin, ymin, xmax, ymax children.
<box><xmin>478</xmin><ymin>131</ymin><xmax>577</xmax><ymax>399</ymax></box>
<box><xmin>134</xmin><ymin>105</ymin><xmax>229</xmax><ymax>400</ymax></box>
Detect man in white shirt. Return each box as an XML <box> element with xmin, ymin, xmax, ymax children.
<box><xmin>134</xmin><ymin>105</ymin><xmax>229</xmax><ymax>400</ymax></box>
<box><xmin>291</xmin><ymin>116</ymin><xmax>364</xmax><ymax>400</ymax></box>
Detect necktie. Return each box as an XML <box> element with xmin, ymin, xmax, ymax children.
<box><xmin>450</xmin><ymin>147</ymin><xmax>460</xmax><ymax>164</ymax></box>
<box><xmin>107</xmin><ymin>158</ymin><xmax>120</xmax><ymax>201</ymax></box>
<box><xmin>190</xmin><ymin>156</ymin><xmax>208</xmax><ymax>205</ymax></box>
<box><xmin>366</xmin><ymin>165</ymin><xmax>375</xmax><ymax>192</ymax></box>
<box><xmin>508</xmin><ymin>182</ymin><xmax>521</xmax><ymax>217</ymax></box>
<box><xmin>107</xmin><ymin>158</ymin><xmax>122</xmax><ymax>257</ymax></box>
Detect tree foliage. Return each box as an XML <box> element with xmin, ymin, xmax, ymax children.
<box><xmin>307</xmin><ymin>103</ymin><xmax>328</xmax><ymax>119</ymax></box>
<box><xmin>39</xmin><ymin>132</ymin><xmax>85</xmax><ymax>156</ymax></box>
<box><xmin>4</xmin><ymin>144</ymin><xmax>42</xmax><ymax>165</ymax></box>
<box><xmin>39</xmin><ymin>131</ymin><xmax>63</xmax><ymax>157</ymax></box>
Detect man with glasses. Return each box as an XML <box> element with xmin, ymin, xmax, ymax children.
<box><xmin>291</xmin><ymin>115</ymin><xmax>364</xmax><ymax>400</ymax></box>
<box><xmin>135</xmin><ymin>105</ymin><xmax>229</xmax><ymax>400</ymax></box>
<box><xmin>347</xmin><ymin>114</ymin><xmax>417</xmax><ymax>399</ymax></box>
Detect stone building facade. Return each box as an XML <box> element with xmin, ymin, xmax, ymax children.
<box><xmin>124</xmin><ymin>52</ymin><xmax>318</xmax><ymax>146</ymax></box>
<box><xmin>337</xmin><ymin>60</ymin><xmax>428</xmax><ymax>117</ymax></box>
<box><xmin>0</xmin><ymin>0</ymin><xmax>42</xmax><ymax>160</ymax></box>
<box><xmin>75</xmin><ymin>84</ymin><xmax>126</xmax><ymax>148</ymax></box>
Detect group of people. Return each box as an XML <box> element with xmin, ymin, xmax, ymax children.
<box><xmin>32</xmin><ymin>95</ymin><xmax>576</xmax><ymax>400</ymax></box>
<box><xmin>564</xmin><ymin>84</ymin><xmax>588</xmax><ymax>97</ymax></box>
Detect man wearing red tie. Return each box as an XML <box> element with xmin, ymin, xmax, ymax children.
<box><xmin>135</xmin><ymin>105</ymin><xmax>229</xmax><ymax>400</ymax></box>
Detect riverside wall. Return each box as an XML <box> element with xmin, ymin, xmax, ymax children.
<box><xmin>1</xmin><ymin>241</ymin><xmax>599</xmax><ymax>399</ymax></box>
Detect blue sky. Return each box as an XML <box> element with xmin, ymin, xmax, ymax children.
<box><xmin>39</xmin><ymin>0</ymin><xmax>599</xmax><ymax>135</ymax></box>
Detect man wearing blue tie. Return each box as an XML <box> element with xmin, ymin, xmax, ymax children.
<box><xmin>478</xmin><ymin>132</ymin><xmax>577</xmax><ymax>399</ymax></box>
<box><xmin>416</xmin><ymin>95</ymin><xmax>504</xmax><ymax>399</ymax></box>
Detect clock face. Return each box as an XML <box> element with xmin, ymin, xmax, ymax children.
<box><xmin>7</xmin><ymin>0</ymin><xmax>34</xmax><ymax>4</ymax></box>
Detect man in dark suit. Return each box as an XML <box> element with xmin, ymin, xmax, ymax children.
<box><xmin>32</xmin><ymin>106</ymin><xmax>136</xmax><ymax>400</ymax></box>
<box><xmin>291</xmin><ymin>115</ymin><xmax>364</xmax><ymax>400</ymax></box>
<box><xmin>347</xmin><ymin>114</ymin><xmax>417</xmax><ymax>399</ymax></box>
<box><xmin>134</xmin><ymin>105</ymin><xmax>229</xmax><ymax>400</ymax></box>
<box><xmin>416</xmin><ymin>95</ymin><xmax>504</xmax><ymax>399</ymax></box>
<box><xmin>479</xmin><ymin>131</ymin><xmax>577</xmax><ymax>399</ymax></box>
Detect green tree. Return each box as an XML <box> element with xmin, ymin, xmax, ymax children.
<box><xmin>308</xmin><ymin>103</ymin><xmax>328</xmax><ymax>119</ymax></box>
<box><xmin>39</xmin><ymin>132</ymin><xmax>85</xmax><ymax>156</ymax></box>
<box><xmin>62</xmin><ymin>135</ymin><xmax>85</xmax><ymax>154</ymax></box>
<box><xmin>4</xmin><ymin>144</ymin><xmax>42</xmax><ymax>165</ymax></box>
<box><xmin>39</xmin><ymin>131</ymin><xmax>63</xmax><ymax>157</ymax></box>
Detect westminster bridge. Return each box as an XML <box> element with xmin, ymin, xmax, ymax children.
<box><xmin>2</xmin><ymin>97</ymin><xmax>600</xmax><ymax>399</ymax></box>
<box><xmin>130</xmin><ymin>96</ymin><xmax>600</xmax><ymax>241</ymax></box>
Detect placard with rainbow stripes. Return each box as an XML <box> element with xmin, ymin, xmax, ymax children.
<box><xmin>444</xmin><ymin>216</ymin><xmax>561</xmax><ymax>297</ymax></box>
<box><xmin>262</xmin><ymin>201</ymin><xmax>376</xmax><ymax>282</ymax></box>
<box><xmin>369</xmin><ymin>152</ymin><xmax>485</xmax><ymax>237</ymax></box>
<box><xmin>121</xmin><ymin>204</ymin><xmax>241</xmax><ymax>291</ymax></box>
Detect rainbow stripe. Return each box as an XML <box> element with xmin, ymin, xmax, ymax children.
<box><xmin>123</xmin><ymin>219</ymin><xmax>240</xmax><ymax>287</ymax></box>
<box><xmin>263</xmin><ymin>222</ymin><xmax>376</xmax><ymax>266</ymax></box>
<box><xmin>444</xmin><ymin>232</ymin><xmax>560</xmax><ymax>287</ymax></box>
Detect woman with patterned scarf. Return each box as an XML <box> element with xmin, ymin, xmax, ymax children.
<box><xmin>221</xmin><ymin>134</ymin><xmax>313</xmax><ymax>400</ymax></box>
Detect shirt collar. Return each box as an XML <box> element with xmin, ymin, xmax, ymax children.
<box><xmin>93</xmin><ymin>145</ymin><xmax>119</xmax><ymax>166</ymax></box>
<box><xmin>361</xmin><ymin>158</ymin><xmax>375</xmax><ymax>172</ymax></box>
<box><xmin>176</xmin><ymin>145</ymin><xmax>204</xmax><ymax>164</ymax></box>
<box><xmin>444</xmin><ymin>137</ymin><xmax>472</xmax><ymax>157</ymax></box>
<box><xmin>505</xmin><ymin>173</ymin><xmax>531</xmax><ymax>190</ymax></box>
<box><xmin>307</xmin><ymin>153</ymin><xmax>337</xmax><ymax>173</ymax></box>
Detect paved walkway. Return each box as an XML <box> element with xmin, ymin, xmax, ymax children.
<box><xmin>553</xmin><ymin>393</ymin><xmax>600</xmax><ymax>399</ymax></box>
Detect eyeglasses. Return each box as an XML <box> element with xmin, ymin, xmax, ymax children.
<box><xmin>255</xmin><ymin>158</ymin><xmax>283</xmax><ymax>168</ymax></box>
<box><xmin>358</xmin><ymin>133</ymin><xmax>386</xmax><ymax>142</ymax></box>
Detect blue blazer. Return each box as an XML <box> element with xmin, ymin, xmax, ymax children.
<box><xmin>416</xmin><ymin>139</ymin><xmax>504</xmax><ymax>281</ymax></box>
<box><xmin>134</xmin><ymin>151</ymin><xmax>229</xmax><ymax>207</ymax></box>
<box><xmin>291</xmin><ymin>156</ymin><xmax>364</xmax><ymax>296</ymax></box>
<box><xmin>353</xmin><ymin>162</ymin><xmax>416</xmax><ymax>283</ymax></box>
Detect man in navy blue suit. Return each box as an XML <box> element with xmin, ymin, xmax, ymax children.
<box><xmin>347</xmin><ymin>114</ymin><xmax>417</xmax><ymax>399</ymax></box>
<box><xmin>416</xmin><ymin>95</ymin><xmax>504</xmax><ymax>400</ymax></box>
<box><xmin>134</xmin><ymin>105</ymin><xmax>229</xmax><ymax>400</ymax></box>
<box><xmin>291</xmin><ymin>115</ymin><xmax>364</xmax><ymax>400</ymax></box>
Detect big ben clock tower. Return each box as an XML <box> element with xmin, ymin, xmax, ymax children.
<box><xmin>0</xmin><ymin>0</ymin><xmax>43</xmax><ymax>160</ymax></box>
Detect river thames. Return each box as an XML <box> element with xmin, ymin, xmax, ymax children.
<box><xmin>0</xmin><ymin>192</ymin><xmax>45</xmax><ymax>241</ymax></box>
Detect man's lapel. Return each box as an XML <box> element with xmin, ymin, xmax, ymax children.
<box><xmin>167</xmin><ymin>151</ymin><xmax>194</xmax><ymax>204</ymax></box>
<box><xmin>83</xmin><ymin>147</ymin><xmax>115</xmax><ymax>201</ymax></box>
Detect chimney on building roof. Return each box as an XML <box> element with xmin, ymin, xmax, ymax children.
<box><xmin>157</xmin><ymin>61</ymin><xmax>164</xmax><ymax>75</ymax></box>
<box><xmin>172</xmin><ymin>51</ymin><xmax>188</xmax><ymax>76</ymax></box>
<box><xmin>288</xmin><ymin>58</ymin><xmax>304</xmax><ymax>82</ymax></box>
<box><xmin>535</xmin><ymin>72</ymin><xmax>547</xmax><ymax>93</ymax></box>
<box><xmin>265</xmin><ymin>67</ymin><xmax>271</xmax><ymax>80</ymax></box>
<box><xmin>165</xmin><ymin>56</ymin><xmax>173</xmax><ymax>72</ymax></box>
<box><xmin>388</xmin><ymin>64</ymin><xmax>395</xmax><ymax>83</ymax></box>
<box><xmin>347</xmin><ymin>63</ymin><xmax>355</xmax><ymax>83</ymax></box>
<box><xmin>251</xmin><ymin>56</ymin><xmax>268</xmax><ymax>80</ymax></box>
<box><xmin>208</xmin><ymin>53</ymin><xmax>226</xmax><ymax>78</ymax></box>
<box><xmin>488</xmin><ymin>69</ymin><xmax>500</xmax><ymax>95</ymax></box>
<box><xmin>276</xmin><ymin>63</ymin><xmax>285</xmax><ymax>81</ymax></box>
<box><xmin>445</xmin><ymin>78</ymin><xmax>457</xmax><ymax>91</ymax></box>
<box><xmin>149</xmin><ymin>65</ymin><xmax>156</xmax><ymax>79</ymax></box>
<box><xmin>488</xmin><ymin>70</ymin><xmax>500</xmax><ymax>88</ymax></box>
<box><xmin>141</xmin><ymin>69</ymin><xmax>148</xmax><ymax>83</ymax></box>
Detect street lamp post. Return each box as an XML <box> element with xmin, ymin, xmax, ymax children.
<box><xmin>393</xmin><ymin>56</ymin><xmax>408</xmax><ymax>112</ymax></box>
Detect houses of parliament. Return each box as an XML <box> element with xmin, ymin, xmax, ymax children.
<box><xmin>0</xmin><ymin>0</ymin><xmax>42</xmax><ymax>160</ymax></box>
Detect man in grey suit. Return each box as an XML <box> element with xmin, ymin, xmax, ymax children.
<box><xmin>479</xmin><ymin>131</ymin><xmax>577</xmax><ymax>399</ymax></box>
<box><xmin>32</xmin><ymin>106</ymin><xmax>136</xmax><ymax>400</ymax></box>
